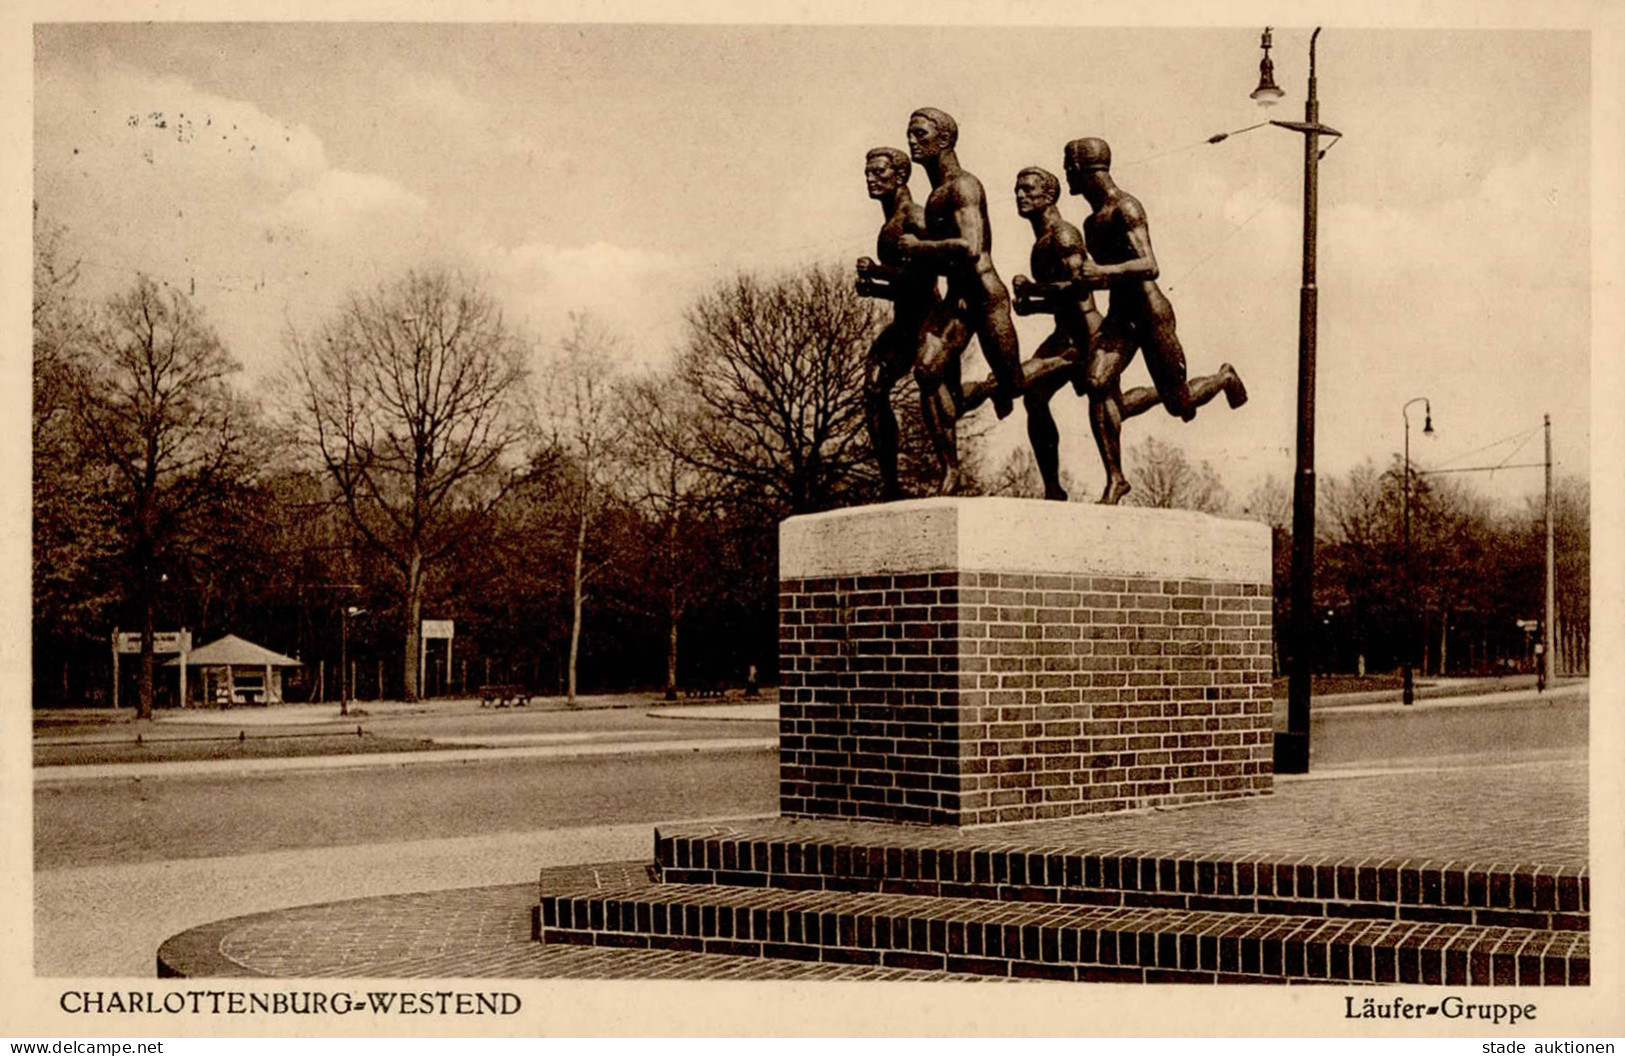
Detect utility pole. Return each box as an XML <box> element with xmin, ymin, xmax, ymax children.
<box><xmin>1544</xmin><ymin>413</ymin><xmax>1554</xmax><ymax>690</ymax></box>
<box><xmin>1412</xmin><ymin>417</ymin><xmax>1554</xmax><ymax>688</ymax></box>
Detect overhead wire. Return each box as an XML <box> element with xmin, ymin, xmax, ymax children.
<box><xmin>1428</xmin><ymin>425</ymin><xmax>1541</xmax><ymax>471</ymax></box>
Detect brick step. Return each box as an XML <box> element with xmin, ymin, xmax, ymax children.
<box><xmin>536</xmin><ymin>867</ymin><xmax>1587</xmax><ymax>985</ymax></box>
<box><xmin>653</xmin><ymin>822</ymin><xmax>1589</xmax><ymax>932</ymax></box>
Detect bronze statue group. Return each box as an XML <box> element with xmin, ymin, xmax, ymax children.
<box><xmin>858</xmin><ymin>107</ymin><xmax>1248</xmax><ymax>504</ymax></box>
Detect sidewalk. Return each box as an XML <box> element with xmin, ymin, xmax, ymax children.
<box><xmin>43</xmin><ymin>677</ymin><xmax>1569</xmax><ymax>732</ymax></box>
<box><xmin>34</xmin><ymin>735</ymin><xmax>779</xmax><ymax>784</ymax></box>
<box><xmin>154</xmin><ymin>754</ymin><xmax>1588</xmax><ymax>979</ymax></box>
<box><xmin>144</xmin><ymin>694</ymin><xmax>776</xmax><ymax>727</ymax></box>
<box><xmin>37</xmin><ymin>683</ymin><xmax>1578</xmax><ymax>782</ymax></box>
<box><xmin>1296</xmin><ymin>677</ymin><xmax>1585</xmax><ymax>711</ymax></box>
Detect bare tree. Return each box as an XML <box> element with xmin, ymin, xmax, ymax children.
<box><xmin>677</xmin><ymin>265</ymin><xmax>882</xmax><ymax>516</ymax></box>
<box><xmin>290</xmin><ymin>270</ymin><xmax>536</xmax><ymax>701</ymax></box>
<box><xmin>1123</xmin><ymin>435</ymin><xmax>1231</xmax><ymax>514</ymax></box>
<box><xmin>981</xmin><ymin>447</ymin><xmax>1048</xmax><ymax>500</ymax></box>
<box><xmin>32</xmin><ymin>213</ymin><xmax>122</xmax><ymax>705</ymax></box>
<box><xmin>70</xmin><ymin>275</ymin><xmax>248</xmax><ymax>718</ymax></box>
<box><xmin>33</xmin><ymin>208</ymin><xmax>87</xmax><ymax>449</ymax></box>
<box><xmin>1546</xmin><ymin>476</ymin><xmax>1589</xmax><ymax>673</ymax></box>
<box><xmin>615</xmin><ymin>373</ymin><xmax>728</xmax><ymax>699</ymax></box>
<box><xmin>1241</xmin><ymin>474</ymin><xmax>1292</xmax><ymax>530</ymax></box>
<box><xmin>1320</xmin><ymin>459</ymin><xmax>1394</xmax><ymax>555</ymax></box>
<box><xmin>539</xmin><ymin>313</ymin><xmax>627</xmax><ymax>705</ymax></box>
<box><xmin>1239</xmin><ymin>473</ymin><xmax>1293</xmax><ymax>670</ymax></box>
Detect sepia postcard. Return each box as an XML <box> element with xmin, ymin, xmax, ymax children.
<box><xmin>3</xmin><ymin>0</ymin><xmax>1622</xmax><ymax>1040</ymax></box>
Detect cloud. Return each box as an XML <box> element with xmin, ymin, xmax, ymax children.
<box><xmin>475</xmin><ymin>240</ymin><xmax>695</xmax><ymax>359</ymax></box>
<box><xmin>394</xmin><ymin>73</ymin><xmax>483</xmax><ymax>128</ymax></box>
<box><xmin>36</xmin><ymin>51</ymin><xmax>329</xmax><ymax>192</ymax></box>
<box><xmin>1319</xmin><ymin>147</ymin><xmax>1587</xmax><ymax>324</ymax></box>
<box><xmin>34</xmin><ymin>52</ymin><xmax>448</xmax><ymax>382</ymax></box>
<box><xmin>500</xmin><ymin>131</ymin><xmax>578</xmax><ymax>172</ymax></box>
<box><xmin>273</xmin><ymin>170</ymin><xmax>428</xmax><ymax>232</ymax></box>
<box><xmin>504</xmin><ymin>241</ymin><xmax>677</xmax><ymax>278</ymax></box>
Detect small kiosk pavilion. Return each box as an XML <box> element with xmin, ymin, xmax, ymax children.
<box><xmin>168</xmin><ymin>634</ymin><xmax>301</xmax><ymax>706</ymax></box>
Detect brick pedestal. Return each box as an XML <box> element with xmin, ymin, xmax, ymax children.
<box><xmin>778</xmin><ymin>497</ymin><xmax>1275</xmax><ymax>827</ymax></box>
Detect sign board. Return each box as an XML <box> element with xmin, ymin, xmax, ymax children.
<box><xmin>114</xmin><ymin>630</ymin><xmax>192</xmax><ymax>655</ymax></box>
<box><xmin>419</xmin><ymin>620</ymin><xmax>454</xmax><ymax>690</ymax></box>
<box><xmin>111</xmin><ymin>629</ymin><xmax>192</xmax><ymax>709</ymax></box>
<box><xmin>1516</xmin><ymin>619</ymin><xmax>1540</xmax><ymax>632</ymax></box>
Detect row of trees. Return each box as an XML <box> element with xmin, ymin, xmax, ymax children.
<box><xmin>32</xmin><ymin>212</ymin><xmax>981</xmax><ymax>714</ymax></box>
<box><xmin>1309</xmin><ymin>458</ymin><xmax>1588</xmax><ymax>679</ymax></box>
<box><xmin>994</xmin><ymin>429</ymin><xmax>1587</xmax><ymax>678</ymax></box>
<box><xmin>32</xmin><ymin>208</ymin><xmax>1588</xmax><ymax>713</ymax></box>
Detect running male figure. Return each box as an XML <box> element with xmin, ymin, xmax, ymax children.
<box><xmin>1065</xmin><ymin>136</ymin><xmax>1247</xmax><ymax>503</ymax></box>
<box><xmin>899</xmin><ymin>107</ymin><xmax>1024</xmax><ymax>495</ymax></box>
<box><xmin>855</xmin><ymin>146</ymin><xmax>949</xmax><ymax>500</ymax></box>
<box><xmin>1005</xmin><ymin>167</ymin><xmax>1159</xmax><ymax>502</ymax></box>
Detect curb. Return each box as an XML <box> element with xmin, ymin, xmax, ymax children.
<box><xmin>35</xmin><ymin>737</ymin><xmax>779</xmax><ymax>784</ymax></box>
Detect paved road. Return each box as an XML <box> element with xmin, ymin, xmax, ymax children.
<box><xmin>34</xmin><ymin>744</ymin><xmax>778</xmax><ymax>976</ymax></box>
<box><xmin>35</xmin><ymin>689</ymin><xmax>1587</xmax><ymax>872</ymax></box>
<box><xmin>36</xmin><ymin>747</ymin><xmax>778</xmax><ymax>870</ymax></box>
<box><xmin>32</xmin><ymin>686</ymin><xmax>1589</xmax><ymax>976</ymax></box>
<box><xmin>1308</xmin><ymin>686</ymin><xmax>1586</xmax><ymax>768</ymax></box>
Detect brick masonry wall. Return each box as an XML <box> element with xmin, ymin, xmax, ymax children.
<box><xmin>780</xmin><ymin>571</ymin><xmax>964</xmax><ymax>826</ymax></box>
<box><xmin>779</xmin><ymin>569</ymin><xmax>1273</xmax><ymax>826</ymax></box>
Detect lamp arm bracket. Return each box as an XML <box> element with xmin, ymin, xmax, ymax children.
<box><xmin>1270</xmin><ymin>120</ymin><xmax>1343</xmax><ymax>138</ymax></box>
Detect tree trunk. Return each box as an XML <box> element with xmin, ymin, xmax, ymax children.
<box><xmin>137</xmin><ymin>534</ymin><xmax>155</xmax><ymax>719</ymax></box>
<box><xmin>404</xmin><ymin>550</ymin><xmax>423</xmax><ymax>702</ymax></box>
<box><xmin>666</xmin><ymin>592</ymin><xmax>680</xmax><ymax>702</ymax></box>
<box><xmin>139</xmin><ymin>587</ymin><xmax>155</xmax><ymax>720</ymax></box>
<box><xmin>567</xmin><ymin>496</ymin><xmax>587</xmax><ymax>706</ymax></box>
<box><xmin>1421</xmin><ymin>609</ymin><xmax>1430</xmax><ymax>678</ymax></box>
<box><xmin>1439</xmin><ymin>606</ymin><xmax>1449</xmax><ymax>677</ymax></box>
<box><xmin>665</xmin><ymin>520</ymin><xmax>680</xmax><ymax>702</ymax></box>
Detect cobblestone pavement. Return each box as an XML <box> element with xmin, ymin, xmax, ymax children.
<box><xmin>158</xmin><ymin>758</ymin><xmax>1588</xmax><ymax>979</ymax></box>
<box><xmin>721</xmin><ymin>758</ymin><xmax>1588</xmax><ymax>869</ymax></box>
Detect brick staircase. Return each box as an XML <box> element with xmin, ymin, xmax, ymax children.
<box><xmin>535</xmin><ymin>818</ymin><xmax>1588</xmax><ymax>985</ymax></box>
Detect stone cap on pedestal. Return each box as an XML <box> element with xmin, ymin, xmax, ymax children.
<box><xmin>781</xmin><ymin>497</ymin><xmax>1271</xmax><ymax>583</ymax></box>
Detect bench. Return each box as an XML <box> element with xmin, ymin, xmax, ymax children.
<box><xmin>681</xmin><ymin>684</ymin><xmax>728</xmax><ymax>700</ymax></box>
<box><xmin>479</xmin><ymin>684</ymin><xmax>531</xmax><ymax>708</ymax></box>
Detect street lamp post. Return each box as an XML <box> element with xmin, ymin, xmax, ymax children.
<box><xmin>340</xmin><ymin>605</ymin><xmax>365</xmax><ymax>717</ymax></box>
<box><xmin>1231</xmin><ymin>27</ymin><xmax>1342</xmax><ymax>774</ymax></box>
<box><xmin>341</xmin><ymin>605</ymin><xmax>350</xmax><ymax>717</ymax></box>
<box><xmin>1401</xmin><ymin>397</ymin><xmax>1434</xmax><ymax>707</ymax></box>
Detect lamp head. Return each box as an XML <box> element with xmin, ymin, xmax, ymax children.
<box><xmin>1252</xmin><ymin>27</ymin><xmax>1285</xmax><ymax>107</ymax></box>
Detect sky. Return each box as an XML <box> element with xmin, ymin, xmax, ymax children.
<box><xmin>29</xmin><ymin>20</ymin><xmax>1595</xmax><ymax>509</ymax></box>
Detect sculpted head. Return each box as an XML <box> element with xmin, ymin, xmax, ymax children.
<box><xmin>1014</xmin><ymin>167</ymin><xmax>1061</xmax><ymax>217</ymax></box>
<box><xmin>865</xmin><ymin>147</ymin><xmax>912</xmax><ymax>199</ymax></box>
<box><xmin>907</xmin><ymin>108</ymin><xmax>959</xmax><ymax>162</ymax></box>
<box><xmin>1064</xmin><ymin>137</ymin><xmax>1113</xmax><ymax>195</ymax></box>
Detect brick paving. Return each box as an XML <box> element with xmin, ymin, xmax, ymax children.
<box><xmin>537</xmin><ymin>867</ymin><xmax>1588</xmax><ymax>985</ymax></box>
<box><xmin>687</xmin><ymin>759</ymin><xmax>1589</xmax><ymax>868</ymax></box>
<box><xmin>161</xmin><ymin>874</ymin><xmax>967</xmax><ymax>981</ymax></box>
<box><xmin>158</xmin><ymin>759</ymin><xmax>1587</xmax><ymax>981</ymax></box>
